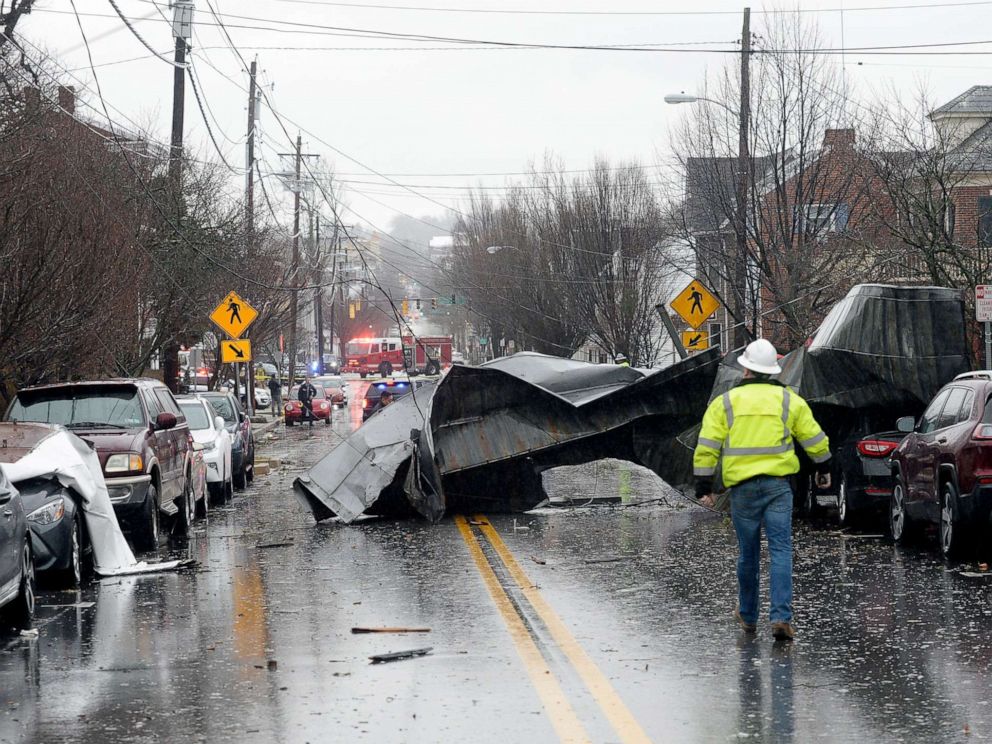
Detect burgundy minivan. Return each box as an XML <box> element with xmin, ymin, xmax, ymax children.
<box><xmin>890</xmin><ymin>371</ymin><xmax>992</xmax><ymax>556</ymax></box>
<box><xmin>5</xmin><ymin>379</ymin><xmax>197</xmax><ymax>552</ymax></box>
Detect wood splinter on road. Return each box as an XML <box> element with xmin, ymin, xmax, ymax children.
<box><xmin>369</xmin><ymin>647</ymin><xmax>433</xmax><ymax>664</ymax></box>
<box><xmin>351</xmin><ymin>627</ymin><xmax>431</xmax><ymax>634</ymax></box>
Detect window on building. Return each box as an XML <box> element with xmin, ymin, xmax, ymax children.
<box><xmin>801</xmin><ymin>203</ymin><xmax>848</xmax><ymax>236</ymax></box>
<box><xmin>598</xmin><ymin>352</ymin><xmax>608</xmax><ymax>364</ymax></box>
<box><xmin>709</xmin><ymin>322</ymin><xmax>723</xmax><ymax>351</ymax></box>
<box><xmin>944</xmin><ymin>201</ymin><xmax>956</xmax><ymax>239</ymax></box>
<box><xmin>978</xmin><ymin>197</ymin><xmax>992</xmax><ymax>248</ymax></box>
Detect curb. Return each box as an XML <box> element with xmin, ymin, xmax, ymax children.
<box><xmin>256</xmin><ymin>418</ymin><xmax>283</xmax><ymax>437</ymax></box>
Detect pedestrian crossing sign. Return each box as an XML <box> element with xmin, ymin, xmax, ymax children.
<box><xmin>681</xmin><ymin>330</ymin><xmax>710</xmax><ymax>352</ymax></box>
<box><xmin>670</xmin><ymin>279</ymin><xmax>720</xmax><ymax>329</ymax></box>
<box><xmin>210</xmin><ymin>291</ymin><xmax>258</xmax><ymax>339</ymax></box>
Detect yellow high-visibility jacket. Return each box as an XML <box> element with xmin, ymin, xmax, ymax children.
<box><xmin>693</xmin><ymin>380</ymin><xmax>831</xmax><ymax>489</ymax></box>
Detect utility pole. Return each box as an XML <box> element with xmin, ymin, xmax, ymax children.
<box><xmin>288</xmin><ymin>134</ymin><xmax>302</xmax><ymax>390</ymax></box>
<box><xmin>732</xmin><ymin>6</ymin><xmax>752</xmax><ymax>352</ymax></box>
<box><xmin>315</xmin><ymin>216</ymin><xmax>325</xmax><ymax>375</ymax></box>
<box><xmin>243</xmin><ymin>58</ymin><xmax>258</xmax><ymax>416</ymax></box>
<box><xmin>164</xmin><ymin>0</ymin><xmax>193</xmax><ymax>394</ymax></box>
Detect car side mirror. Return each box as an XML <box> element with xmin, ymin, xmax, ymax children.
<box><xmin>155</xmin><ymin>412</ymin><xmax>177</xmax><ymax>431</ymax></box>
<box><xmin>896</xmin><ymin>416</ymin><xmax>915</xmax><ymax>433</ymax></box>
<box><xmin>215</xmin><ymin>416</ymin><xmax>225</xmax><ymax>432</ymax></box>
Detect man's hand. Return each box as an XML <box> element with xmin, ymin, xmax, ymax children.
<box><xmin>815</xmin><ymin>472</ymin><xmax>832</xmax><ymax>490</ymax></box>
<box><xmin>698</xmin><ymin>494</ymin><xmax>716</xmax><ymax>509</ymax></box>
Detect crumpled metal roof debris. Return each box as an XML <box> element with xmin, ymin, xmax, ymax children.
<box><xmin>294</xmin><ymin>350</ymin><xmax>720</xmax><ymax>523</ymax></box>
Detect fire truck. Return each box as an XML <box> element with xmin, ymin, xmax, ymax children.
<box><xmin>345</xmin><ymin>335</ymin><xmax>453</xmax><ymax>378</ymax></box>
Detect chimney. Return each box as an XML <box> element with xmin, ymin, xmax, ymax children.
<box><xmin>823</xmin><ymin>128</ymin><xmax>855</xmax><ymax>149</ymax></box>
<box><xmin>21</xmin><ymin>86</ymin><xmax>40</xmax><ymax>112</ymax></box>
<box><xmin>57</xmin><ymin>85</ymin><xmax>75</xmax><ymax>115</ymax></box>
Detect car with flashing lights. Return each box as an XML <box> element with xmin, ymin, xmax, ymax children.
<box><xmin>5</xmin><ymin>380</ymin><xmax>197</xmax><ymax>553</ymax></box>
<box><xmin>198</xmin><ymin>392</ymin><xmax>254</xmax><ymax>490</ymax></box>
<box><xmin>889</xmin><ymin>371</ymin><xmax>992</xmax><ymax>556</ymax></box>
<box><xmin>177</xmin><ymin>396</ymin><xmax>233</xmax><ymax>506</ymax></box>
<box><xmin>285</xmin><ymin>384</ymin><xmax>333</xmax><ymax>425</ymax></box>
<box><xmin>0</xmin><ymin>465</ymin><xmax>34</xmax><ymax>630</ymax></box>
<box><xmin>361</xmin><ymin>378</ymin><xmax>422</xmax><ymax>421</ymax></box>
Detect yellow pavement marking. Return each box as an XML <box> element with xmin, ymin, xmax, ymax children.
<box><xmin>454</xmin><ymin>516</ymin><xmax>592</xmax><ymax>744</ymax></box>
<box><xmin>475</xmin><ymin>515</ymin><xmax>653</xmax><ymax>744</ymax></box>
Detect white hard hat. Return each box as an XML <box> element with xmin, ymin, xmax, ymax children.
<box><xmin>737</xmin><ymin>338</ymin><xmax>782</xmax><ymax>375</ymax></box>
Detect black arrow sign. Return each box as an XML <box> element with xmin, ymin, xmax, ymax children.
<box><xmin>228</xmin><ymin>343</ymin><xmax>245</xmax><ymax>359</ymax></box>
<box><xmin>688</xmin><ymin>334</ymin><xmax>702</xmax><ymax>347</ymax></box>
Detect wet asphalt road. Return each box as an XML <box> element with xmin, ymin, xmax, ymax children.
<box><xmin>2</xmin><ymin>384</ymin><xmax>992</xmax><ymax>743</ymax></box>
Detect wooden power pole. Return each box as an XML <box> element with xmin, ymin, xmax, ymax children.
<box><xmin>733</xmin><ymin>7</ymin><xmax>753</xmax><ymax>351</ymax></box>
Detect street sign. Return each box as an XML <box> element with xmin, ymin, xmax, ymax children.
<box><xmin>977</xmin><ymin>285</ymin><xmax>992</xmax><ymax>321</ymax></box>
<box><xmin>221</xmin><ymin>339</ymin><xmax>252</xmax><ymax>364</ymax></box>
<box><xmin>210</xmin><ymin>291</ymin><xmax>258</xmax><ymax>339</ymax></box>
<box><xmin>681</xmin><ymin>329</ymin><xmax>710</xmax><ymax>352</ymax></box>
<box><xmin>670</xmin><ymin>279</ymin><xmax>721</xmax><ymax>330</ymax></box>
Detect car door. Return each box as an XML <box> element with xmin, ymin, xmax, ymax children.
<box><xmin>149</xmin><ymin>388</ymin><xmax>179</xmax><ymax>502</ymax></box>
<box><xmin>0</xmin><ymin>471</ymin><xmax>18</xmax><ymax>596</ymax></box>
<box><xmin>918</xmin><ymin>388</ymin><xmax>966</xmax><ymax>518</ymax></box>
<box><xmin>157</xmin><ymin>388</ymin><xmax>189</xmax><ymax>495</ymax></box>
<box><xmin>904</xmin><ymin>388</ymin><xmax>951</xmax><ymax>509</ymax></box>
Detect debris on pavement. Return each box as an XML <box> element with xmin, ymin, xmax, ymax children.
<box><xmin>369</xmin><ymin>647</ymin><xmax>433</xmax><ymax>664</ymax></box>
<box><xmin>256</xmin><ymin>541</ymin><xmax>294</xmax><ymax>549</ymax></box>
<box><xmin>351</xmin><ymin>627</ymin><xmax>431</xmax><ymax>634</ymax></box>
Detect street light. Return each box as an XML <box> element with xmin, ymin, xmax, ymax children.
<box><xmin>664</xmin><ymin>90</ymin><xmax>751</xmax><ymax>351</ymax></box>
<box><xmin>486</xmin><ymin>245</ymin><xmax>514</xmax><ymax>254</ymax></box>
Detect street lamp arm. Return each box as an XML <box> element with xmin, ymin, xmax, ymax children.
<box><xmin>663</xmin><ymin>93</ymin><xmax>737</xmax><ymax>117</ymax></box>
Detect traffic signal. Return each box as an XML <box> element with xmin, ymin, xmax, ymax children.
<box><xmin>348</xmin><ymin>302</ymin><xmax>355</xmax><ymax>319</ymax></box>
<box><xmin>431</xmin><ymin>297</ymin><xmax>438</xmax><ymax>310</ymax></box>
<box><xmin>415</xmin><ymin>298</ymin><xmax>421</xmax><ymax>310</ymax></box>
<box><xmin>451</xmin><ymin>294</ymin><xmax>456</xmax><ymax>305</ymax></box>
<box><xmin>402</xmin><ymin>298</ymin><xmax>409</xmax><ymax>315</ymax></box>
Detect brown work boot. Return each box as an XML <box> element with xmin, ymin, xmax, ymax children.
<box><xmin>771</xmin><ymin>622</ymin><xmax>795</xmax><ymax>641</ymax></box>
<box><xmin>734</xmin><ymin>608</ymin><xmax>756</xmax><ymax>633</ymax></box>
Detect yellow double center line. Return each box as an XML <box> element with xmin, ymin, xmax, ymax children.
<box><xmin>455</xmin><ymin>514</ymin><xmax>652</xmax><ymax>744</ymax></box>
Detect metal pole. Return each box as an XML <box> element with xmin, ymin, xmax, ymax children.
<box><xmin>655</xmin><ymin>304</ymin><xmax>688</xmax><ymax>360</ymax></box>
<box><xmin>733</xmin><ymin>6</ymin><xmax>753</xmax><ymax>350</ymax></box>
<box><xmin>315</xmin><ymin>216</ymin><xmax>325</xmax><ymax>375</ymax></box>
<box><xmin>985</xmin><ymin>321</ymin><xmax>991</xmax><ymax>370</ymax></box>
<box><xmin>244</xmin><ymin>58</ymin><xmax>257</xmax><ymax>417</ymax></box>
<box><xmin>288</xmin><ymin>133</ymin><xmax>302</xmax><ymax>390</ymax></box>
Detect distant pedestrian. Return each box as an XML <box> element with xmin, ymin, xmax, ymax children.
<box><xmin>693</xmin><ymin>338</ymin><xmax>832</xmax><ymax>642</ymax></box>
<box><xmin>298</xmin><ymin>376</ymin><xmax>317</xmax><ymax>427</ymax></box>
<box><xmin>267</xmin><ymin>374</ymin><xmax>282</xmax><ymax>417</ymax></box>
<box><xmin>615</xmin><ymin>353</ymin><xmax>630</xmax><ymax>367</ymax></box>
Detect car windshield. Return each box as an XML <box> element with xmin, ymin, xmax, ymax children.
<box><xmin>8</xmin><ymin>387</ymin><xmax>144</xmax><ymax>429</ymax></box>
<box><xmin>291</xmin><ymin>385</ymin><xmax>326</xmax><ymax>399</ymax></box>
<box><xmin>178</xmin><ymin>402</ymin><xmax>211</xmax><ymax>430</ymax></box>
<box><xmin>203</xmin><ymin>396</ymin><xmax>237</xmax><ymax>423</ymax></box>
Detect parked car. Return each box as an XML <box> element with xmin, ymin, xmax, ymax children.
<box><xmin>0</xmin><ymin>422</ymin><xmax>94</xmax><ymax>588</ymax></box>
<box><xmin>254</xmin><ymin>386</ymin><xmax>271</xmax><ymax>410</ymax></box>
<box><xmin>199</xmin><ymin>392</ymin><xmax>254</xmax><ymax>490</ymax></box>
<box><xmin>177</xmin><ymin>397</ymin><xmax>232</xmax><ymax>506</ymax></box>
<box><xmin>0</xmin><ymin>467</ymin><xmax>35</xmax><ymax>630</ymax></box>
<box><xmin>6</xmin><ymin>380</ymin><xmax>196</xmax><ymax>551</ymax></box>
<box><xmin>313</xmin><ymin>375</ymin><xmax>348</xmax><ymax>407</ymax></box>
<box><xmin>889</xmin><ymin>371</ymin><xmax>992</xmax><ymax>556</ymax></box>
<box><xmin>285</xmin><ymin>385</ymin><xmax>333</xmax><ymax>425</ymax></box>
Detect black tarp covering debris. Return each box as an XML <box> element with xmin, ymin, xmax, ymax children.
<box><xmin>294</xmin><ymin>349</ymin><xmax>720</xmax><ymax>523</ymax></box>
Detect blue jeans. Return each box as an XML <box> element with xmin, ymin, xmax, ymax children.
<box><xmin>730</xmin><ymin>476</ymin><xmax>794</xmax><ymax>625</ymax></box>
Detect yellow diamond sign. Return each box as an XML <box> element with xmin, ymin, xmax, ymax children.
<box><xmin>670</xmin><ymin>279</ymin><xmax>721</xmax><ymax>330</ymax></box>
<box><xmin>210</xmin><ymin>291</ymin><xmax>258</xmax><ymax>339</ymax></box>
<box><xmin>681</xmin><ymin>329</ymin><xmax>710</xmax><ymax>352</ymax></box>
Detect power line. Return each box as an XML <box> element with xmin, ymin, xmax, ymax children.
<box><xmin>105</xmin><ymin>0</ymin><xmax>180</xmax><ymax>66</ymax></box>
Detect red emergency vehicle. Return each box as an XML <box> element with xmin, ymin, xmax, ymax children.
<box><xmin>345</xmin><ymin>336</ymin><xmax>452</xmax><ymax>377</ymax></box>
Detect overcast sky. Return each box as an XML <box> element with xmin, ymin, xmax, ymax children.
<box><xmin>15</xmin><ymin>0</ymin><xmax>992</xmax><ymax>234</ymax></box>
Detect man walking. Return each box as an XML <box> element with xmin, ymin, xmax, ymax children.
<box><xmin>693</xmin><ymin>339</ymin><xmax>831</xmax><ymax>641</ymax></box>
<box><xmin>298</xmin><ymin>376</ymin><xmax>318</xmax><ymax>428</ymax></box>
<box><xmin>267</xmin><ymin>374</ymin><xmax>282</xmax><ymax>417</ymax></box>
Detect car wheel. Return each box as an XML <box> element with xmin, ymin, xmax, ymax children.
<box><xmin>2</xmin><ymin>543</ymin><xmax>35</xmax><ymax>630</ymax></box>
<box><xmin>175</xmin><ymin>474</ymin><xmax>195</xmax><ymax>536</ymax></box>
<box><xmin>225</xmin><ymin>475</ymin><xmax>234</xmax><ymax>503</ymax></box>
<box><xmin>134</xmin><ymin>484</ymin><xmax>160</xmax><ymax>552</ymax></box>
<box><xmin>359</xmin><ymin>372</ymin><xmax>367</xmax><ymax>379</ymax></box>
<box><xmin>940</xmin><ymin>480</ymin><xmax>965</xmax><ymax>558</ymax></box>
<box><xmin>889</xmin><ymin>477</ymin><xmax>915</xmax><ymax>545</ymax></box>
<box><xmin>837</xmin><ymin>474</ymin><xmax>858</xmax><ymax>528</ymax></box>
<box><xmin>246</xmin><ymin>442</ymin><xmax>255</xmax><ymax>483</ymax></box>
<box><xmin>55</xmin><ymin>517</ymin><xmax>84</xmax><ymax>589</ymax></box>
<box><xmin>285</xmin><ymin>419</ymin><xmax>294</xmax><ymax>427</ymax></box>
<box><xmin>425</xmin><ymin>360</ymin><xmax>440</xmax><ymax>376</ymax></box>
<box><xmin>324</xmin><ymin>417</ymin><xmax>331</xmax><ymax>426</ymax></box>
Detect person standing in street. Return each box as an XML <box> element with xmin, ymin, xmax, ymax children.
<box><xmin>298</xmin><ymin>376</ymin><xmax>317</xmax><ymax>428</ymax></box>
<box><xmin>267</xmin><ymin>374</ymin><xmax>282</xmax><ymax>417</ymax></box>
<box><xmin>693</xmin><ymin>338</ymin><xmax>832</xmax><ymax>641</ymax></box>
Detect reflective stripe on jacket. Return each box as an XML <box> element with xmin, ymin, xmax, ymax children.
<box><xmin>692</xmin><ymin>380</ymin><xmax>830</xmax><ymax>488</ymax></box>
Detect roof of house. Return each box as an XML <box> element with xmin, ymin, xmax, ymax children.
<box><xmin>949</xmin><ymin>118</ymin><xmax>992</xmax><ymax>171</ymax></box>
<box><xmin>933</xmin><ymin>85</ymin><xmax>992</xmax><ymax>115</ymax></box>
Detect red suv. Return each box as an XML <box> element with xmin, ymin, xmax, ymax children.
<box><xmin>5</xmin><ymin>380</ymin><xmax>197</xmax><ymax>552</ymax></box>
<box><xmin>890</xmin><ymin>372</ymin><xmax>992</xmax><ymax>556</ymax></box>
